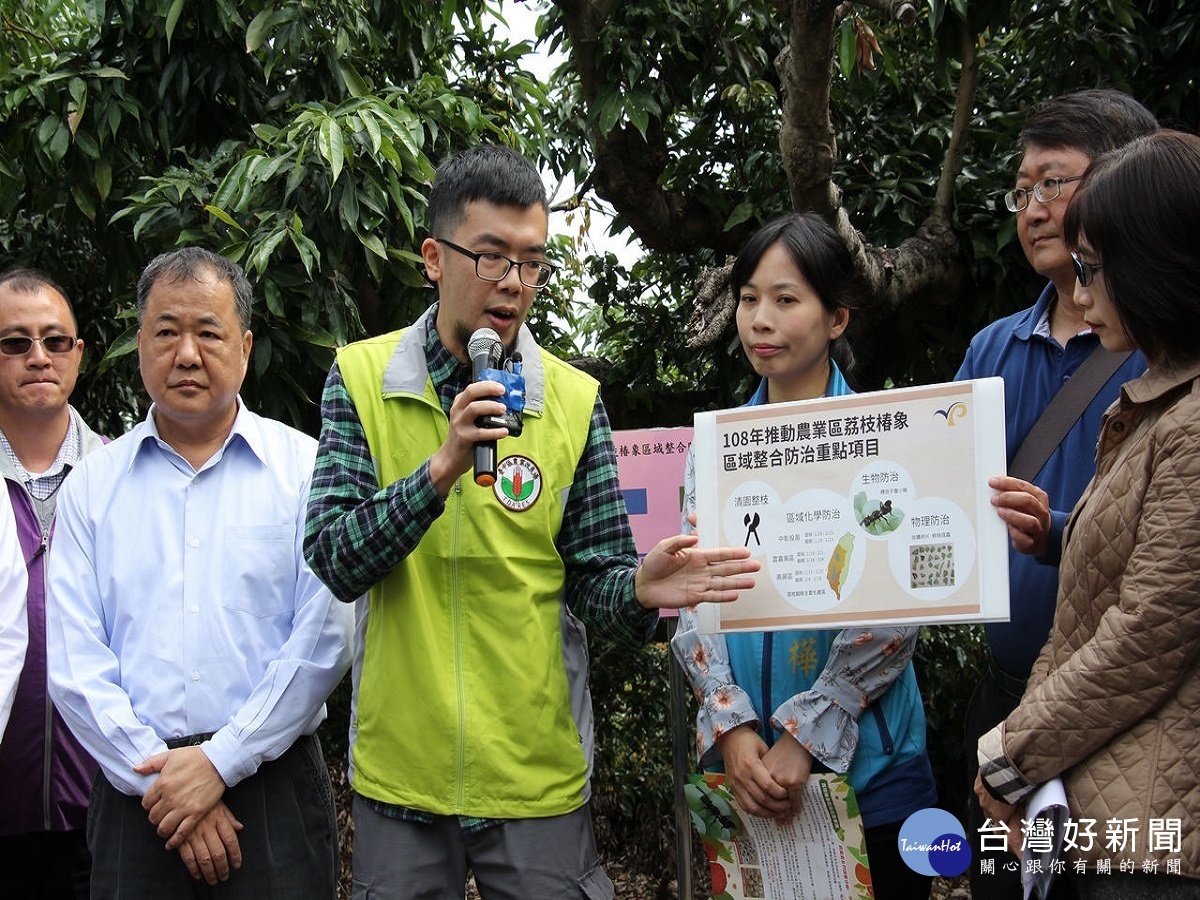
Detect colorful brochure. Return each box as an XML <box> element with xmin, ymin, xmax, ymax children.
<box><xmin>686</xmin><ymin>772</ymin><xmax>873</xmax><ymax>899</ymax></box>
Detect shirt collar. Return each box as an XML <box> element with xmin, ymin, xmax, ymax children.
<box><xmin>132</xmin><ymin>396</ymin><xmax>263</xmax><ymax>472</ymax></box>
<box><xmin>0</xmin><ymin>407</ymin><xmax>82</xmax><ymax>486</ymax></box>
<box><xmin>422</xmin><ymin>303</ymin><xmax>468</xmax><ymax>393</ymax></box>
<box><xmin>1028</xmin><ymin>283</ymin><xmax>1094</xmax><ymax>343</ymax></box>
<box><xmin>744</xmin><ymin>359</ymin><xmax>852</xmax><ymax>407</ymax></box>
<box><xmin>1121</xmin><ymin>357</ymin><xmax>1200</xmax><ymax>407</ymax></box>
<box><xmin>382</xmin><ymin>302</ymin><xmax>548</xmax><ymax>415</ymax></box>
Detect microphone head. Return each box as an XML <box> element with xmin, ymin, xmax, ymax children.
<box><xmin>467</xmin><ymin>328</ymin><xmax>502</xmax><ymax>363</ymax></box>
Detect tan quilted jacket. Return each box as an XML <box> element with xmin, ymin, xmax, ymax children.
<box><xmin>982</xmin><ymin>358</ymin><xmax>1200</xmax><ymax>877</ymax></box>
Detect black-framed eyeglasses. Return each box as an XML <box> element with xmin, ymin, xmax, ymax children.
<box><xmin>0</xmin><ymin>334</ymin><xmax>79</xmax><ymax>356</ymax></box>
<box><xmin>1071</xmin><ymin>251</ymin><xmax>1102</xmax><ymax>287</ymax></box>
<box><xmin>436</xmin><ymin>238</ymin><xmax>556</xmax><ymax>289</ymax></box>
<box><xmin>1003</xmin><ymin>175</ymin><xmax>1085</xmax><ymax>213</ymax></box>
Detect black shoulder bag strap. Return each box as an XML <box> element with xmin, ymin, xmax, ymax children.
<box><xmin>1008</xmin><ymin>347</ymin><xmax>1135</xmax><ymax>482</ymax></box>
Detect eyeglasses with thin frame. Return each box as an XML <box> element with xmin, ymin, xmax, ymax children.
<box><xmin>1003</xmin><ymin>175</ymin><xmax>1085</xmax><ymax>213</ymax></box>
<box><xmin>0</xmin><ymin>334</ymin><xmax>79</xmax><ymax>356</ymax></box>
<box><xmin>436</xmin><ymin>238</ymin><xmax>556</xmax><ymax>289</ymax></box>
<box><xmin>1071</xmin><ymin>251</ymin><xmax>1102</xmax><ymax>288</ymax></box>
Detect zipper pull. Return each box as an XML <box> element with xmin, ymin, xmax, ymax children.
<box><xmin>32</xmin><ymin>528</ymin><xmax>50</xmax><ymax>561</ymax></box>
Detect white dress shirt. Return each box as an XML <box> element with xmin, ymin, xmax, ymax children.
<box><xmin>46</xmin><ymin>402</ymin><xmax>352</xmax><ymax>796</ymax></box>
<box><xmin>0</xmin><ymin>485</ymin><xmax>28</xmax><ymax>742</ymax></box>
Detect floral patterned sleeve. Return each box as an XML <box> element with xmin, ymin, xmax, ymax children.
<box><xmin>672</xmin><ymin>605</ymin><xmax>759</xmax><ymax>768</ymax></box>
<box><xmin>669</xmin><ymin>447</ymin><xmax>760</xmax><ymax>768</ymax></box>
<box><xmin>770</xmin><ymin>625</ymin><xmax>918</xmax><ymax>772</ymax></box>
<box><xmin>668</xmin><ymin>447</ymin><xmax>919</xmax><ymax>772</ymax></box>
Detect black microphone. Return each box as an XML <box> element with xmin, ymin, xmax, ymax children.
<box><xmin>467</xmin><ymin>327</ymin><xmax>504</xmax><ymax>486</ymax></box>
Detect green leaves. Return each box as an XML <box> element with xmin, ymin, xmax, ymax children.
<box><xmin>723</xmin><ymin>202</ymin><xmax>754</xmax><ymax>232</ymax></box>
<box><xmin>245</xmin><ymin>5</ymin><xmax>288</xmax><ymax>52</ymax></box>
<box><xmin>163</xmin><ymin>89</ymin><xmax>447</xmax><ymax>363</ymax></box>
<box><xmin>0</xmin><ymin>0</ymin><xmax>541</xmax><ymax>434</ymax></box>
<box><xmin>164</xmin><ymin>0</ymin><xmax>185</xmax><ymax>48</ymax></box>
<box><xmin>37</xmin><ymin>116</ymin><xmax>71</xmax><ymax>163</ymax></box>
<box><xmin>3</xmin><ymin>0</ymin><xmax>1194</xmax><ymax>440</ymax></box>
<box><xmin>838</xmin><ymin>16</ymin><xmax>857</xmax><ymax>80</ymax></box>
<box><xmin>318</xmin><ymin>116</ymin><xmax>345</xmax><ymax>185</ymax></box>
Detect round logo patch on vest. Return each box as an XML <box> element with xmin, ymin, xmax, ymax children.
<box><xmin>493</xmin><ymin>455</ymin><xmax>542</xmax><ymax>511</ymax></box>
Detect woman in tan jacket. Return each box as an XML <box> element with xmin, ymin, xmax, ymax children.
<box><xmin>976</xmin><ymin>129</ymin><xmax>1200</xmax><ymax>899</ymax></box>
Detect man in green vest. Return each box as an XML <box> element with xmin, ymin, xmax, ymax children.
<box><xmin>303</xmin><ymin>144</ymin><xmax>758</xmax><ymax>898</ymax></box>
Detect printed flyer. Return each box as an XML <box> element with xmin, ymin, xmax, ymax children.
<box><xmin>685</xmin><ymin>772</ymin><xmax>873</xmax><ymax>900</ymax></box>
<box><xmin>693</xmin><ymin>378</ymin><xmax>1009</xmax><ymax>632</ymax></box>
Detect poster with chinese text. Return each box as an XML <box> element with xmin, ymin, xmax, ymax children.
<box><xmin>694</xmin><ymin>378</ymin><xmax>1009</xmax><ymax>632</ymax></box>
<box><xmin>613</xmin><ymin>426</ymin><xmax>692</xmax><ymax>554</ymax></box>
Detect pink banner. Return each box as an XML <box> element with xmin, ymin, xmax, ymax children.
<box><xmin>613</xmin><ymin>426</ymin><xmax>693</xmax><ymax>558</ymax></box>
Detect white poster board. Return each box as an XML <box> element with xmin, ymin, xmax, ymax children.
<box><xmin>694</xmin><ymin>378</ymin><xmax>1010</xmax><ymax>633</ymax></box>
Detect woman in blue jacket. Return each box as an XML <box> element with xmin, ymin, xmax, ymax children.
<box><xmin>672</xmin><ymin>212</ymin><xmax>937</xmax><ymax>898</ymax></box>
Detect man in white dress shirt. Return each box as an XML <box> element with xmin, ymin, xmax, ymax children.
<box><xmin>0</xmin><ymin>484</ymin><xmax>27</xmax><ymax>742</ymax></box>
<box><xmin>46</xmin><ymin>248</ymin><xmax>352</xmax><ymax>898</ymax></box>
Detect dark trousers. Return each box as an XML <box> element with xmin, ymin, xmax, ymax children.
<box><xmin>0</xmin><ymin>828</ymin><xmax>92</xmax><ymax>898</ymax></box>
<box><xmin>87</xmin><ymin>733</ymin><xmax>337</xmax><ymax>899</ymax></box>
<box><xmin>964</xmin><ymin>663</ymin><xmax>1077</xmax><ymax>900</ymax></box>
<box><xmin>865</xmin><ymin>818</ymin><xmax>934</xmax><ymax>900</ymax></box>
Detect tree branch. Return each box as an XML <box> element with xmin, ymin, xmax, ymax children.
<box><xmin>551</xmin><ymin>0</ymin><xmax>741</xmax><ymax>253</ymax></box>
<box><xmin>852</xmin><ymin>14</ymin><xmax>979</xmax><ymax>315</ymax></box>
<box><xmin>685</xmin><ymin>258</ymin><xmax>736</xmax><ymax>350</ymax></box>
<box><xmin>1</xmin><ymin>12</ymin><xmax>57</xmax><ymax>50</ymax></box>
<box><xmin>688</xmin><ymin>0</ymin><xmax>975</xmax><ymax>350</ymax></box>
<box><xmin>553</xmin><ymin>0</ymin><xmax>975</xmax><ymax>350</ymax></box>
<box><xmin>776</xmin><ymin>0</ymin><xmax>841</xmax><ymax>216</ymax></box>
<box><xmin>934</xmin><ymin>17</ymin><xmax>979</xmax><ymax>218</ymax></box>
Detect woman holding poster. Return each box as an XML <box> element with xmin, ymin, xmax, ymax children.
<box><xmin>977</xmin><ymin>131</ymin><xmax>1200</xmax><ymax>896</ymax></box>
<box><xmin>672</xmin><ymin>213</ymin><xmax>937</xmax><ymax>899</ymax></box>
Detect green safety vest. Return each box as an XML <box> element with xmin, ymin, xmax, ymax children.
<box><xmin>338</xmin><ymin>317</ymin><xmax>601</xmax><ymax>818</ymax></box>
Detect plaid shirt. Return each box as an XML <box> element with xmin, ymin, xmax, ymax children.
<box><xmin>0</xmin><ymin>410</ymin><xmax>81</xmax><ymax>502</ymax></box>
<box><xmin>0</xmin><ymin>409</ymin><xmax>83</xmax><ymax>534</ymax></box>
<box><xmin>303</xmin><ymin>314</ymin><xmax>657</xmax><ymax>829</ymax></box>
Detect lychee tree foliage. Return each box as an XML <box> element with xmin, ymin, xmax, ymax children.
<box><xmin>3</xmin><ymin>1</ymin><xmax>1196</xmax><ymax>433</ymax></box>
<box><xmin>0</xmin><ymin>0</ymin><xmax>569</xmax><ymax>435</ymax></box>
<box><xmin>531</xmin><ymin>0</ymin><xmax>1200</xmax><ymax>420</ymax></box>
